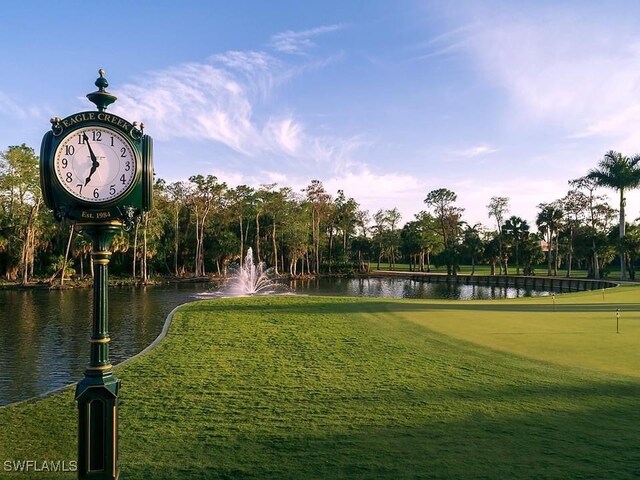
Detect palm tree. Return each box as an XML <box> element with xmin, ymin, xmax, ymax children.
<box><xmin>536</xmin><ymin>204</ymin><xmax>563</xmax><ymax>276</ymax></box>
<box><xmin>502</xmin><ymin>216</ymin><xmax>530</xmax><ymax>275</ymax></box>
<box><xmin>484</xmin><ymin>236</ymin><xmax>501</xmax><ymax>276</ymax></box>
<box><xmin>587</xmin><ymin>151</ymin><xmax>640</xmax><ymax>280</ymax></box>
<box><xmin>462</xmin><ymin>223</ymin><xmax>484</xmax><ymax>275</ymax></box>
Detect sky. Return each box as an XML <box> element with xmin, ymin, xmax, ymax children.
<box><xmin>2</xmin><ymin>0</ymin><xmax>640</xmax><ymax>230</ymax></box>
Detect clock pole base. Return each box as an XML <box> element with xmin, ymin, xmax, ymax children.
<box><xmin>76</xmin><ymin>373</ymin><xmax>120</xmax><ymax>480</ymax></box>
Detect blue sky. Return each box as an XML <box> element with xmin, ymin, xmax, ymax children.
<box><xmin>3</xmin><ymin>0</ymin><xmax>640</xmax><ymax>228</ymax></box>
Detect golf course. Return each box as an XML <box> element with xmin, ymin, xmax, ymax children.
<box><xmin>1</xmin><ymin>286</ymin><xmax>639</xmax><ymax>479</ymax></box>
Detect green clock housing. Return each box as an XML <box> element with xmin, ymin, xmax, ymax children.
<box><xmin>40</xmin><ymin>73</ymin><xmax>153</xmax><ymax>223</ymax></box>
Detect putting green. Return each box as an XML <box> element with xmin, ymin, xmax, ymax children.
<box><xmin>386</xmin><ymin>285</ymin><xmax>640</xmax><ymax>378</ymax></box>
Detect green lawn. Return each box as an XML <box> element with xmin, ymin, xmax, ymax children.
<box><xmin>1</xmin><ymin>290</ymin><xmax>639</xmax><ymax>479</ymax></box>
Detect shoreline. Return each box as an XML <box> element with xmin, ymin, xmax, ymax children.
<box><xmin>0</xmin><ymin>268</ymin><xmax>624</xmax><ymax>292</ymax></box>
<box><xmin>0</xmin><ymin>272</ymin><xmax>322</xmax><ymax>291</ymax></box>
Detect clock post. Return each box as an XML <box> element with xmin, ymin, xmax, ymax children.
<box><xmin>39</xmin><ymin>70</ymin><xmax>153</xmax><ymax>480</ymax></box>
<box><xmin>75</xmin><ymin>221</ymin><xmax>122</xmax><ymax>479</ymax></box>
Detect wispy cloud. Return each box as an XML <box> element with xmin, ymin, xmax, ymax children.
<box><xmin>114</xmin><ymin>61</ymin><xmax>261</xmax><ymax>154</ymax></box>
<box><xmin>450</xmin><ymin>144</ymin><xmax>498</xmax><ymax>158</ymax></box>
<box><xmin>410</xmin><ymin>25</ymin><xmax>473</xmax><ymax>61</ymax></box>
<box><xmin>113</xmin><ymin>38</ymin><xmax>356</xmax><ymax>171</ymax></box>
<box><xmin>208</xmin><ymin>50</ymin><xmax>281</xmax><ymax>100</ymax></box>
<box><xmin>262</xmin><ymin>117</ymin><xmax>303</xmax><ymax>155</ymax></box>
<box><xmin>114</xmin><ymin>52</ymin><xmax>304</xmax><ymax>159</ymax></box>
<box><xmin>270</xmin><ymin>24</ymin><xmax>344</xmax><ymax>55</ymax></box>
<box><xmin>449</xmin><ymin>4</ymin><xmax>640</xmax><ymax>149</ymax></box>
<box><xmin>0</xmin><ymin>90</ymin><xmax>43</xmax><ymax>119</ymax></box>
<box><xmin>108</xmin><ymin>24</ymin><xmax>421</xmax><ymax>219</ymax></box>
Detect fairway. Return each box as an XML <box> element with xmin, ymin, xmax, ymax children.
<box><xmin>1</xmin><ymin>290</ymin><xmax>639</xmax><ymax>479</ymax></box>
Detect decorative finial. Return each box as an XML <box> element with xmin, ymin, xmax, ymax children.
<box><xmin>50</xmin><ymin>117</ymin><xmax>63</xmax><ymax>136</ymax></box>
<box><xmin>95</xmin><ymin>69</ymin><xmax>109</xmax><ymax>92</ymax></box>
<box><xmin>87</xmin><ymin>68</ymin><xmax>117</xmax><ymax>112</ymax></box>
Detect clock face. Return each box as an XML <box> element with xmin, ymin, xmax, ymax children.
<box><xmin>53</xmin><ymin>126</ymin><xmax>138</xmax><ymax>203</ymax></box>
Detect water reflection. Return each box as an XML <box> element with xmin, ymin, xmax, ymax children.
<box><xmin>292</xmin><ymin>277</ymin><xmax>551</xmax><ymax>300</ymax></box>
<box><xmin>0</xmin><ymin>283</ymin><xmax>207</xmax><ymax>406</ymax></box>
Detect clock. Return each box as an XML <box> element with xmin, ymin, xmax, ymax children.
<box><xmin>40</xmin><ymin>70</ymin><xmax>153</xmax><ymax>222</ymax></box>
<box><xmin>53</xmin><ymin>125</ymin><xmax>138</xmax><ymax>204</ymax></box>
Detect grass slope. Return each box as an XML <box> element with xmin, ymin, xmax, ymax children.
<box><xmin>1</xmin><ymin>292</ymin><xmax>639</xmax><ymax>479</ymax></box>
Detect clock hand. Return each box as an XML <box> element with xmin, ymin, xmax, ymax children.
<box><xmin>84</xmin><ymin>164</ymin><xmax>99</xmax><ymax>186</ymax></box>
<box><xmin>83</xmin><ymin>133</ymin><xmax>100</xmax><ymax>186</ymax></box>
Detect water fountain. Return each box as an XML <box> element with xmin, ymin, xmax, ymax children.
<box><xmin>228</xmin><ymin>247</ymin><xmax>279</xmax><ymax>296</ymax></box>
<box><xmin>194</xmin><ymin>247</ymin><xmax>284</xmax><ymax>298</ymax></box>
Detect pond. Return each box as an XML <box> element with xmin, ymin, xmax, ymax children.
<box><xmin>0</xmin><ymin>283</ymin><xmax>208</xmax><ymax>407</ymax></box>
<box><xmin>294</xmin><ymin>276</ymin><xmax>552</xmax><ymax>300</ymax></box>
<box><xmin>0</xmin><ymin>276</ymin><xmax>554</xmax><ymax>406</ymax></box>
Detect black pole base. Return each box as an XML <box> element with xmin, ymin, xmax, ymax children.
<box><xmin>76</xmin><ymin>373</ymin><xmax>120</xmax><ymax>480</ymax></box>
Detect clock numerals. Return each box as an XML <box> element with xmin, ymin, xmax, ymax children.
<box><xmin>56</xmin><ymin>127</ymin><xmax>136</xmax><ymax>202</ymax></box>
<box><xmin>77</xmin><ymin>131</ymin><xmax>103</xmax><ymax>143</ymax></box>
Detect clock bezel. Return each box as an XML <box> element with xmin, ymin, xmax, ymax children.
<box><xmin>51</xmin><ymin>123</ymin><xmax>141</xmax><ymax>207</ymax></box>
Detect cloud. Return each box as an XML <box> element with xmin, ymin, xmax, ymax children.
<box><xmin>113</xmin><ymin>42</ymin><xmax>367</xmax><ymax>180</ymax></box>
<box><xmin>447</xmin><ymin>4</ymin><xmax>640</xmax><ymax>149</ymax></box>
<box><xmin>325</xmin><ymin>167</ymin><xmax>423</xmax><ymax>200</ymax></box>
<box><xmin>571</xmin><ymin>103</ymin><xmax>640</xmax><ymax>153</ymax></box>
<box><xmin>450</xmin><ymin>144</ymin><xmax>498</xmax><ymax>158</ymax></box>
<box><xmin>270</xmin><ymin>24</ymin><xmax>344</xmax><ymax>55</ymax></box>
<box><xmin>322</xmin><ymin>165</ymin><xmax>426</xmax><ymax>221</ymax></box>
<box><xmin>410</xmin><ymin>25</ymin><xmax>474</xmax><ymax>61</ymax></box>
<box><xmin>208</xmin><ymin>50</ymin><xmax>281</xmax><ymax>99</ymax></box>
<box><xmin>107</xmin><ymin>25</ymin><xmax>391</xmax><ymax>212</ymax></box>
<box><xmin>263</xmin><ymin>117</ymin><xmax>303</xmax><ymax>155</ymax></box>
<box><xmin>453</xmin><ymin>176</ymin><xmax>572</xmax><ymax>228</ymax></box>
<box><xmin>198</xmin><ymin>160</ymin><xmax>426</xmax><ymax>226</ymax></box>
<box><xmin>0</xmin><ymin>90</ymin><xmax>43</xmax><ymax>119</ymax></box>
<box><xmin>113</xmin><ymin>54</ymin><xmax>314</xmax><ymax>159</ymax></box>
<box><xmin>113</xmin><ymin>61</ymin><xmax>260</xmax><ymax>153</ymax></box>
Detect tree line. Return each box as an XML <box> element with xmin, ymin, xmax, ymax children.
<box><xmin>2</xmin><ymin>145</ymin><xmax>640</xmax><ymax>284</ymax></box>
